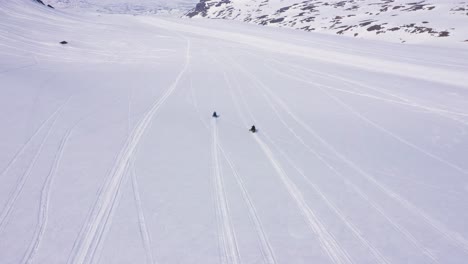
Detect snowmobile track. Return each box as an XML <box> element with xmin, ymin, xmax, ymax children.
<box><xmin>211</xmin><ymin>119</ymin><xmax>241</xmax><ymax>264</ymax></box>
<box><xmin>69</xmin><ymin>37</ymin><xmax>191</xmax><ymax>264</ymax></box>
<box><xmin>218</xmin><ymin>142</ymin><xmax>277</xmax><ymax>264</ymax></box>
<box><xmin>254</xmin><ymin>135</ymin><xmax>354</xmax><ymax>264</ymax></box>
<box><xmin>257</xmin><ymin>70</ymin><xmax>468</xmax><ymax>254</ymax></box>
<box><xmin>0</xmin><ymin>99</ymin><xmax>67</xmax><ymax>235</ymax></box>
<box><xmin>22</xmin><ymin>126</ymin><xmax>71</xmax><ymax>264</ymax></box>
<box><xmin>130</xmin><ymin>159</ymin><xmax>156</xmax><ymax>264</ymax></box>
<box><xmin>0</xmin><ymin>100</ymin><xmax>66</xmax><ymax>184</ymax></box>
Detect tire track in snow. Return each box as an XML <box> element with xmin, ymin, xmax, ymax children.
<box><xmin>69</xmin><ymin>37</ymin><xmax>191</xmax><ymax>264</ymax></box>
<box><xmin>211</xmin><ymin>119</ymin><xmax>241</xmax><ymax>264</ymax></box>
<box><xmin>0</xmin><ymin>99</ymin><xmax>68</xmax><ymax>235</ymax></box>
<box><xmin>254</xmin><ymin>68</ymin><xmax>468</xmax><ymax>255</ymax></box>
<box><xmin>254</xmin><ymin>135</ymin><xmax>354</xmax><ymax>264</ymax></box>
<box><xmin>130</xmin><ymin>158</ymin><xmax>156</xmax><ymax>264</ymax></box>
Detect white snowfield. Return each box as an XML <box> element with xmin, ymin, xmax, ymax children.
<box><xmin>1</xmin><ymin>0</ymin><xmax>468</xmax><ymax>263</ymax></box>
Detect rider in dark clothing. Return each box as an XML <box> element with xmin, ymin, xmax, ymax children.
<box><xmin>212</xmin><ymin>111</ymin><xmax>219</xmax><ymax>118</ymax></box>
<box><xmin>249</xmin><ymin>125</ymin><xmax>257</xmax><ymax>133</ymax></box>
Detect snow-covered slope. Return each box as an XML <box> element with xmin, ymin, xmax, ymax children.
<box><xmin>45</xmin><ymin>0</ymin><xmax>198</xmax><ymax>14</ymax></box>
<box><xmin>1</xmin><ymin>0</ymin><xmax>468</xmax><ymax>263</ymax></box>
<box><xmin>187</xmin><ymin>0</ymin><xmax>468</xmax><ymax>43</ymax></box>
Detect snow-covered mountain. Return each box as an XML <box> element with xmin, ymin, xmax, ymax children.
<box><xmin>2</xmin><ymin>0</ymin><xmax>468</xmax><ymax>263</ymax></box>
<box><xmin>44</xmin><ymin>0</ymin><xmax>198</xmax><ymax>14</ymax></box>
<box><xmin>187</xmin><ymin>0</ymin><xmax>468</xmax><ymax>43</ymax></box>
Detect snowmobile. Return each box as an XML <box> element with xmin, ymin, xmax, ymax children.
<box><xmin>212</xmin><ymin>111</ymin><xmax>219</xmax><ymax>118</ymax></box>
<box><xmin>249</xmin><ymin>125</ymin><xmax>257</xmax><ymax>133</ymax></box>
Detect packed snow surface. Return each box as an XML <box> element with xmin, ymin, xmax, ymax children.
<box><xmin>1</xmin><ymin>0</ymin><xmax>468</xmax><ymax>263</ymax></box>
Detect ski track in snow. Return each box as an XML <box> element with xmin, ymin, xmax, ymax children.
<box><xmin>211</xmin><ymin>119</ymin><xmax>241</xmax><ymax>264</ymax></box>
<box><xmin>68</xmin><ymin>37</ymin><xmax>191</xmax><ymax>264</ymax></box>
<box><xmin>0</xmin><ymin>98</ymin><xmax>69</xmax><ymax>236</ymax></box>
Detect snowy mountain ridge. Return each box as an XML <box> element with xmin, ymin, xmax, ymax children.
<box><xmin>187</xmin><ymin>0</ymin><xmax>468</xmax><ymax>43</ymax></box>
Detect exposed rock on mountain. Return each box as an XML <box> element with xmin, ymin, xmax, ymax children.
<box><xmin>186</xmin><ymin>0</ymin><xmax>468</xmax><ymax>43</ymax></box>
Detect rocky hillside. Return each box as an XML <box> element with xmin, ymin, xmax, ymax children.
<box><xmin>187</xmin><ymin>0</ymin><xmax>468</xmax><ymax>43</ymax></box>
